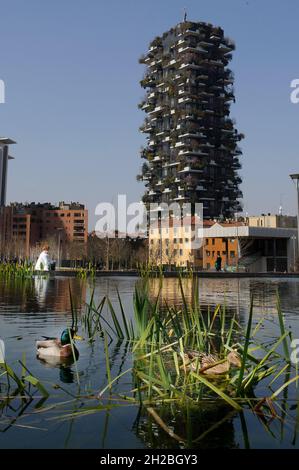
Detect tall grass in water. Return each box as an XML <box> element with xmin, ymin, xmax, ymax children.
<box><xmin>0</xmin><ymin>261</ymin><xmax>34</xmax><ymax>279</ymax></box>
<box><xmin>80</xmin><ymin>277</ymin><xmax>297</xmax><ymax>424</ymax></box>
<box><xmin>2</xmin><ymin>277</ymin><xmax>297</xmax><ymax>444</ymax></box>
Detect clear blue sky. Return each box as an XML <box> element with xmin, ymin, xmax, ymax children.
<box><xmin>0</xmin><ymin>0</ymin><xmax>298</xmax><ymax>229</ymax></box>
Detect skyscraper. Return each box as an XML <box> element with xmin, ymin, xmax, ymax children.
<box><xmin>138</xmin><ymin>20</ymin><xmax>243</xmax><ymax>219</ymax></box>
<box><xmin>0</xmin><ymin>137</ymin><xmax>16</xmax><ymax>207</ymax></box>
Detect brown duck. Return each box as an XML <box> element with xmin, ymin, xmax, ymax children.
<box><xmin>181</xmin><ymin>350</ymin><xmax>242</xmax><ymax>375</ymax></box>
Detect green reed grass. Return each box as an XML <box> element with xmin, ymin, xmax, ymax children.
<box><xmin>79</xmin><ymin>277</ymin><xmax>298</xmax><ymax>420</ymax></box>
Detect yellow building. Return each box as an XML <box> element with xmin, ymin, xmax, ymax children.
<box><xmin>148</xmin><ymin>216</ymin><xmax>203</xmax><ymax>268</ymax></box>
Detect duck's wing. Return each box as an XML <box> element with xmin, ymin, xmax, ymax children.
<box><xmin>199</xmin><ymin>353</ymin><xmax>220</xmax><ymax>366</ymax></box>
<box><xmin>36</xmin><ymin>339</ymin><xmax>59</xmax><ymax>349</ymax></box>
<box><xmin>36</xmin><ymin>345</ymin><xmax>61</xmax><ymax>358</ymax></box>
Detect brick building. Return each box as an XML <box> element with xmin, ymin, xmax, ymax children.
<box><xmin>0</xmin><ymin>201</ymin><xmax>88</xmax><ymax>258</ymax></box>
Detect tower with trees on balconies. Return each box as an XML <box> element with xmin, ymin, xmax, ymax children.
<box><xmin>137</xmin><ymin>20</ymin><xmax>244</xmax><ymax>219</ymax></box>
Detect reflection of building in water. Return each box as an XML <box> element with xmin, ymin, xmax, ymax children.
<box><xmin>147</xmin><ymin>277</ymin><xmax>299</xmax><ymax>318</ymax></box>
<box><xmin>0</xmin><ymin>277</ymin><xmax>86</xmax><ymax>313</ymax></box>
<box><xmin>147</xmin><ymin>277</ymin><xmax>241</xmax><ymax>312</ymax></box>
<box><xmin>133</xmin><ymin>404</ymin><xmax>237</xmax><ymax>449</ymax></box>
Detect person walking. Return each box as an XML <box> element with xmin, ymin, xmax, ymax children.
<box><xmin>215</xmin><ymin>255</ymin><xmax>222</xmax><ymax>272</ymax></box>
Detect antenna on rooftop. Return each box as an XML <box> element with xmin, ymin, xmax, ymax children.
<box><xmin>279</xmin><ymin>193</ymin><xmax>284</xmax><ymax>215</ymax></box>
<box><xmin>183</xmin><ymin>7</ymin><xmax>187</xmax><ymax>22</ymax></box>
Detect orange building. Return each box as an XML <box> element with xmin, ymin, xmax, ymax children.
<box><xmin>203</xmin><ymin>233</ymin><xmax>239</xmax><ymax>270</ymax></box>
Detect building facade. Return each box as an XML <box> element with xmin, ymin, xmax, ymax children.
<box><xmin>148</xmin><ymin>216</ymin><xmax>298</xmax><ymax>272</ymax></box>
<box><xmin>247</xmin><ymin>214</ymin><xmax>297</xmax><ymax>229</ymax></box>
<box><xmin>0</xmin><ymin>201</ymin><xmax>88</xmax><ymax>258</ymax></box>
<box><xmin>138</xmin><ymin>20</ymin><xmax>243</xmax><ymax>219</ymax></box>
<box><xmin>149</xmin><ymin>216</ymin><xmax>203</xmax><ymax>268</ymax></box>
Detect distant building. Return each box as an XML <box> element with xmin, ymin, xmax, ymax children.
<box><xmin>0</xmin><ymin>201</ymin><xmax>88</xmax><ymax>258</ymax></box>
<box><xmin>203</xmin><ymin>221</ymin><xmax>242</xmax><ymax>270</ymax></box>
<box><xmin>148</xmin><ymin>216</ymin><xmax>204</xmax><ymax>268</ymax></box>
<box><xmin>203</xmin><ymin>221</ymin><xmax>297</xmax><ymax>272</ymax></box>
<box><xmin>0</xmin><ymin>138</ymin><xmax>16</xmax><ymax>206</ymax></box>
<box><xmin>148</xmin><ymin>215</ymin><xmax>298</xmax><ymax>272</ymax></box>
<box><xmin>247</xmin><ymin>214</ymin><xmax>297</xmax><ymax>229</ymax></box>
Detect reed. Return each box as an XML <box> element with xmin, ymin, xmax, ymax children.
<box><xmin>78</xmin><ymin>277</ymin><xmax>297</xmax><ymax>421</ymax></box>
<box><xmin>2</xmin><ymin>277</ymin><xmax>297</xmax><ymax>445</ymax></box>
<box><xmin>0</xmin><ymin>261</ymin><xmax>34</xmax><ymax>279</ymax></box>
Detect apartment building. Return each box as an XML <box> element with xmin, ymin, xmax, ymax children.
<box><xmin>138</xmin><ymin>20</ymin><xmax>243</xmax><ymax>219</ymax></box>
<box><xmin>0</xmin><ymin>201</ymin><xmax>88</xmax><ymax>258</ymax></box>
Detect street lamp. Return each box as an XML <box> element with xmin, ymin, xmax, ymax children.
<box><xmin>290</xmin><ymin>174</ymin><xmax>299</xmax><ymax>261</ymax></box>
<box><xmin>291</xmin><ymin>235</ymin><xmax>297</xmax><ymax>272</ymax></box>
<box><xmin>57</xmin><ymin>228</ymin><xmax>63</xmax><ymax>269</ymax></box>
<box><xmin>235</xmin><ymin>212</ymin><xmax>239</xmax><ymax>272</ymax></box>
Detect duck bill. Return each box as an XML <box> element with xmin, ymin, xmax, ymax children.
<box><xmin>73</xmin><ymin>334</ymin><xmax>83</xmax><ymax>341</ymax></box>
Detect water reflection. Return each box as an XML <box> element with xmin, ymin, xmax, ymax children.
<box><xmin>37</xmin><ymin>356</ymin><xmax>76</xmax><ymax>384</ymax></box>
<box><xmin>133</xmin><ymin>403</ymin><xmax>237</xmax><ymax>449</ymax></box>
<box><xmin>0</xmin><ymin>276</ymin><xmax>85</xmax><ymax>314</ymax></box>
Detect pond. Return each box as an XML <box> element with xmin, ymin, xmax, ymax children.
<box><xmin>1</xmin><ymin>275</ymin><xmax>299</xmax><ymax>449</ymax></box>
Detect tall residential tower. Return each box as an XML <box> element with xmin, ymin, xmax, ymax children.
<box><xmin>138</xmin><ymin>20</ymin><xmax>243</xmax><ymax>219</ymax></box>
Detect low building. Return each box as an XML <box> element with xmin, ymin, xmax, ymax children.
<box><xmin>203</xmin><ymin>222</ymin><xmax>243</xmax><ymax>270</ymax></box>
<box><xmin>247</xmin><ymin>214</ymin><xmax>297</xmax><ymax>229</ymax></box>
<box><xmin>0</xmin><ymin>201</ymin><xmax>88</xmax><ymax>258</ymax></box>
<box><xmin>148</xmin><ymin>216</ymin><xmax>205</xmax><ymax>268</ymax></box>
<box><xmin>148</xmin><ymin>215</ymin><xmax>298</xmax><ymax>272</ymax></box>
<box><xmin>203</xmin><ymin>222</ymin><xmax>298</xmax><ymax>272</ymax></box>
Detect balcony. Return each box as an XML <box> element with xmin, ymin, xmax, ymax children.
<box><xmin>179</xmin><ymin>132</ymin><xmax>205</xmax><ymax>139</ymax></box>
<box><xmin>219</xmin><ymin>44</ymin><xmax>232</xmax><ymax>54</ymax></box>
<box><xmin>199</xmin><ymin>40</ymin><xmax>213</xmax><ymax>47</ymax></box>
<box><xmin>209</xmin><ymin>59</ymin><xmax>224</xmax><ymax>67</ymax></box>
<box><xmin>175</xmin><ymin>141</ymin><xmax>185</xmax><ymax>147</ymax></box>
<box><xmin>148</xmin><ymin>105</ymin><xmax>163</xmax><ymax>115</ymax></box>
<box><xmin>173</xmin><ymin>195</ymin><xmax>187</xmax><ymax>201</ymax></box>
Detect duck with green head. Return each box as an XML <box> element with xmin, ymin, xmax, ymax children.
<box><xmin>36</xmin><ymin>328</ymin><xmax>82</xmax><ymax>359</ymax></box>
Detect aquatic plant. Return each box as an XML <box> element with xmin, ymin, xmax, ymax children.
<box><xmin>76</xmin><ymin>263</ymin><xmax>97</xmax><ymax>279</ymax></box>
<box><xmin>1</xmin><ymin>278</ymin><xmax>298</xmax><ymax>445</ymax></box>
<box><xmin>0</xmin><ymin>261</ymin><xmax>34</xmax><ymax>279</ymax></box>
<box><xmin>79</xmin><ymin>278</ymin><xmax>297</xmax><ymax>424</ymax></box>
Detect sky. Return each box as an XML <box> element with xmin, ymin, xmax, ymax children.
<box><xmin>0</xmin><ymin>0</ymin><xmax>299</xmax><ymax>230</ymax></box>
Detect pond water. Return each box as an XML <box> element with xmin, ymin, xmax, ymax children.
<box><xmin>1</xmin><ymin>275</ymin><xmax>299</xmax><ymax>449</ymax></box>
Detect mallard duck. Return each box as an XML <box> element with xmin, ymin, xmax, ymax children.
<box><xmin>36</xmin><ymin>328</ymin><xmax>82</xmax><ymax>359</ymax></box>
<box><xmin>181</xmin><ymin>349</ymin><xmax>241</xmax><ymax>375</ymax></box>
